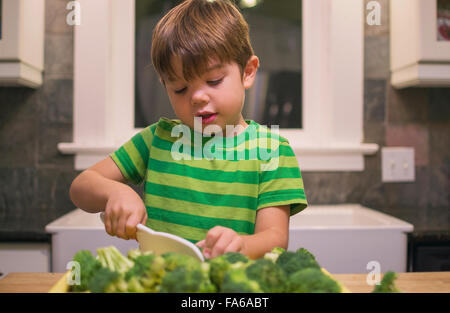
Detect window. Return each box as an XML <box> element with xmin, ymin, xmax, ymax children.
<box><xmin>134</xmin><ymin>0</ymin><xmax>303</xmax><ymax>129</ymax></box>
<box><xmin>59</xmin><ymin>0</ymin><xmax>378</xmax><ymax>171</ymax></box>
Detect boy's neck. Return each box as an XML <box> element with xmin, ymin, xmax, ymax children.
<box><xmin>223</xmin><ymin>116</ymin><xmax>249</xmax><ymax>138</ymax></box>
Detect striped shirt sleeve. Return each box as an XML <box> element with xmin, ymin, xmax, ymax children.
<box><xmin>257</xmin><ymin>141</ymin><xmax>308</xmax><ymax>216</ymax></box>
<box><xmin>110</xmin><ymin>125</ymin><xmax>155</xmax><ymax>185</ymax></box>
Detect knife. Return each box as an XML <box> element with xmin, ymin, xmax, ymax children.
<box><xmin>99</xmin><ymin>212</ymin><xmax>204</xmax><ymax>262</ymax></box>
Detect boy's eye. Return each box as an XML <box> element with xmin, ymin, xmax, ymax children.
<box><xmin>174</xmin><ymin>87</ymin><xmax>187</xmax><ymax>94</ymax></box>
<box><xmin>207</xmin><ymin>78</ymin><xmax>223</xmax><ymax>86</ymax></box>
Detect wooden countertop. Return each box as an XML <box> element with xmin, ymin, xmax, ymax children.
<box><xmin>0</xmin><ymin>271</ymin><xmax>449</xmax><ymax>293</ymax></box>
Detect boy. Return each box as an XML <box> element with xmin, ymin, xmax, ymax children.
<box><xmin>70</xmin><ymin>0</ymin><xmax>307</xmax><ymax>259</ymax></box>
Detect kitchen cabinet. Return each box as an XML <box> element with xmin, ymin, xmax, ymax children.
<box><xmin>390</xmin><ymin>0</ymin><xmax>450</xmax><ymax>88</ymax></box>
<box><xmin>0</xmin><ymin>243</ymin><xmax>51</xmax><ymax>277</ymax></box>
<box><xmin>0</xmin><ymin>0</ymin><xmax>45</xmax><ymax>88</ymax></box>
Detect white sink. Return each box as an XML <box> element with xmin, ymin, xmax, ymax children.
<box><xmin>288</xmin><ymin>204</ymin><xmax>414</xmax><ymax>274</ymax></box>
<box><xmin>46</xmin><ymin>204</ymin><xmax>414</xmax><ymax>274</ymax></box>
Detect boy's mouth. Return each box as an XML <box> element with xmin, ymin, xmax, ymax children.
<box><xmin>195</xmin><ymin>112</ymin><xmax>218</xmax><ymax>125</ymax></box>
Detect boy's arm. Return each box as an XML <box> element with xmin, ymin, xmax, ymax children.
<box><xmin>197</xmin><ymin>205</ymin><xmax>290</xmax><ymax>259</ymax></box>
<box><xmin>69</xmin><ymin>157</ymin><xmax>127</xmax><ymax>213</ymax></box>
<box><xmin>244</xmin><ymin>205</ymin><xmax>290</xmax><ymax>258</ymax></box>
<box><xmin>70</xmin><ymin>156</ymin><xmax>147</xmax><ymax>239</ymax></box>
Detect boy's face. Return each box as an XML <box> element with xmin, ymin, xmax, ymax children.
<box><xmin>163</xmin><ymin>55</ymin><xmax>259</xmax><ymax>136</ymax></box>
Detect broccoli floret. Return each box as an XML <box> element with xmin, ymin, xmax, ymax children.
<box><xmin>221</xmin><ymin>267</ymin><xmax>263</xmax><ymax>293</ymax></box>
<box><xmin>276</xmin><ymin>250</ymin><xmax>320</xmax><ymax>276</ymax></box>
<box><xmin>222</xmin><ymin>252</ymin><xmax>250</xmax><ymax>264</ymax></box>
<box><xmin>125</xmin><ymin>253</ymin><xmax>166</xmax><ymax>292</ymax></box>
<box><xmin>372</xmin><ymin>271</ymin><xmax>400</xmax><ymax>293</ymax></box>
<box><xmin>287</xmin><ymin>268</ymin><xmax>341</xmax><ymax>293</ymax></box>
<box><xmin>162</xmin><ymin>252</ymin><xmax>201</xmax><ymax>272</ymax></box>
<box><xmin>263</xmin><ymin>247</ymin><xmax>286</xmax><ymax>263</ymax></box>
<box><xmin>71</xmin><ymin>250</ymin><xmax>102</xmax><ymax>292</ymax></box>
<box><xmin>208</xmin><ymin>252</ymin><xmax>250</xmax><ymax>290</ymax></box>
<box><xmin>96</xmin><ymin>246</ymin><xmax>134</xmax><ymax>274</ymax></box>
<box><xmin>87</xmin><ymin>267</ymin><xmax>128</xmax><ymax>293</ymax></box>
<box><xmin>160</xmin><ymin>261</ymin><xmax>216</xmax><ymax>293</ymax></box>
<box><xmin>126</xmin><ymin>248</ymin><xmax>152</xmax><ymax>261</ymax></box>
<box><xmin>245</xmin><ymin>258</ymin><xmax>287</xmax><ymax>293</ymax></box>
<box><xmin>296</xmin><ymin>247</ymin><xmax>317</xmax><ymax>261</ymax></box>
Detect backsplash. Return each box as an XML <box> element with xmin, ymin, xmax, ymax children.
<box><xmin>0</xmin><ymin>0</ymin><xmax>448</xmax><ymax>241</ymax></box>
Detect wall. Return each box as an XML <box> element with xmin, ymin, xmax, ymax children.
<box><xmin>302</xmin><ymin>0</ymin><xmax>449</xmax><ymax>232</ymax></box>
<box><xmin>0</xmin><ymin>0</ymin><xmax>78</xmax><ymax>241</ymax></box>
<box><xmin>0</xmin><ymin>0</ymin><xmax>448</xmax><ymax>243</ymax></box>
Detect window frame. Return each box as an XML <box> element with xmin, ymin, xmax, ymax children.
<box><xmin>59</xmin><ymin>0</ymin><xmax>378</xmax><ymax>171</ymax></box>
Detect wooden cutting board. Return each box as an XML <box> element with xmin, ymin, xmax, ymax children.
<box><xmin>0</xmin><ymin>273</ymin><xmax>65</xmax><ymax>293</ymax></box>
<box><xmin>333</xmin><ymin>272</ymin><xmax>450</xmax><ymax>293</ymax></box>
<box><xmin>0</xmin><ymin>271</ymin><xmax>449</xmax><ymax>293</ymax></box>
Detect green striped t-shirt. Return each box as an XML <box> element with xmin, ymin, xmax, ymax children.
<box><xmin>110</xmin><ymin>117</ymin><xmax>307</xmax><ymax>243</ymax></box>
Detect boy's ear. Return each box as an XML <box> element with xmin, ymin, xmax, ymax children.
<box><xmin>242</xmin><ymin>55</ymin><xmax>259</xmax><ymax>89</ymax></box>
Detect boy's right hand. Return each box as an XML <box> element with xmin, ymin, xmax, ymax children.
<box><xmin>103</xmin><ymin>185</ymin><xmax>147</xmax><ymax>240</ymax></box>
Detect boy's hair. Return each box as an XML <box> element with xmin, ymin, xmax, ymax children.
<box><xmin>151</xmin><ymin>0</ymin><xmax>254</xmax><ymax>82</ymax></box>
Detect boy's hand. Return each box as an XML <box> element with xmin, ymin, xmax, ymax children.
<box><xmin>103</xmin><ymin>185</ymin><xmax>147</xmax><ymax>240</ymax></box>
<box><xmin>196</xmin><ymin>226</ymin><xmax>247</xmax><ymax>259</ymax></box>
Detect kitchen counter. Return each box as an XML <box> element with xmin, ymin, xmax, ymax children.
<box><xmin>0</xmin><ymin>272</ymin><xmax>449</xmax><ymax>293</ymax></box>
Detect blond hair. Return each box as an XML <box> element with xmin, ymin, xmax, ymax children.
<box><xmin>151</xmin><ymin>0</ymin><xmax>254</xmax><ymax>82</ymax></box>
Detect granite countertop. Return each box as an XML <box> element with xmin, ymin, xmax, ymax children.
<box><xmin>408</xmin><ymin>230</ymin><xmax>450</xmax><ymax>242</ymax></box>
<box><xmin>0</xmin><ymin>230</ymin><xmax>51</xmax><ymax>243</ymax></box>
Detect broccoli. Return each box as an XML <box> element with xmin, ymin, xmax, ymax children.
<box><xmin>287</xmin><ymin>268</ymin><xmax>341</xmax><ymax>293</ymax></box>
<box><xmin>296</xmin><ymin>247</ymin><xmax>317</xmax><ymax>261</ymax></box>
<box><xmin>372</xmin><ymin>271</ymin><xmax>400</xmax><ymax>293</ymax></box>
<box><xmin>125</xmin><ymin>253</ymin><xmax>166</xmax><ymax>292</ymax></box>
<box><xmin>90</xmin><ymin>246</ymin><xmax>136</xmax><ymax>293</ymax></box>
<box><xmin>127</xmin><ymin>248</ymin><xmax>148</xmax><ymax>261</ymax></box>
<box><xmin>221</xmin><ymin>267</ymin><xmax>263</xmax><ymax>293</ymax></box>
<box><xmin>276</xmin><ymin>250</ymin><xmax>320</xmax><ymax>276</ymax></box>
<box><xmin>160</xmin><ymin>261</ymin><xmax>216</xmax><ymax>293</ymax></box>
<box><xmin>263</xmin><ymin>246</ymin><xmax>286</xmax><ymax>263</ymax></box>
<box><xmin>96</xmin><ymin>246</ymin><xmax>134</xmax><ymax>274</ymax></box>
<box><xmin>162</xmin><ymin>251</ymin><xmax>201</xmax><ymax>272</ymax></box>
<box><xmin>87</xmin><ymin>266</ymin><xmax>128</xmax><ymax>293</ymax></box>
<box><xmin>209</xmin><ymin>252</ymin><xmax>250</xmax><ymax>289</ymax></box>
<box><xmin>245</xmin><ymin>258</ymin><xmax>287</xmax><ymax>293</ymax></box>
<box><xmin>70</xmin><ymin>250</ymin><xmax>102</xmax><ymax>292</ymax></box>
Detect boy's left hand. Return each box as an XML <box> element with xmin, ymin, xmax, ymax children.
<box><xmin>196</xmin><ymin>226</ymin><xmax>246</xmax><ymax>259</ymax></box>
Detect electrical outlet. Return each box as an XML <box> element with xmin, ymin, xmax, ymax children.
<box><xmin>381</xmin><ymin>147</ymin><xmax>415</xmax><ymax>183</ymax></box>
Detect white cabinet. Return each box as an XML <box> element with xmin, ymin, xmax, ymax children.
<box><xmin>0</xmin><ymin>243</ymin><xmax>51</xmax><ymax>276</ymax></box>
<box><xmin>390</xmin><ymin>0</ymin><xmax>450</xmax><ymax>88</ymax></box>
<box><xmin>0</xmin><ymin>0</ymin><xmax>45</xmax><ymax>88</ymax></box>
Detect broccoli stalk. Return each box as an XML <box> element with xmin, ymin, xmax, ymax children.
<box><xmin>89</xmin><ymin>246</ymin><xmax>134</xmax><ymax>293</ymax></box>
<box><xmin>263</xmin><ymin>247</ymin><xmax>286</xmax><ymax>263</ymax></box>
<box><xmin>96</xmin><ymin>246</ymin><xmax>134</xmax><ymax>274</ymax></box>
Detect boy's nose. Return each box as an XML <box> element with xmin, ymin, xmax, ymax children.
<box><xmin>191</xmin><ymin>89</ymin><xmax>209</xmax><ymax>106</ymax></box>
